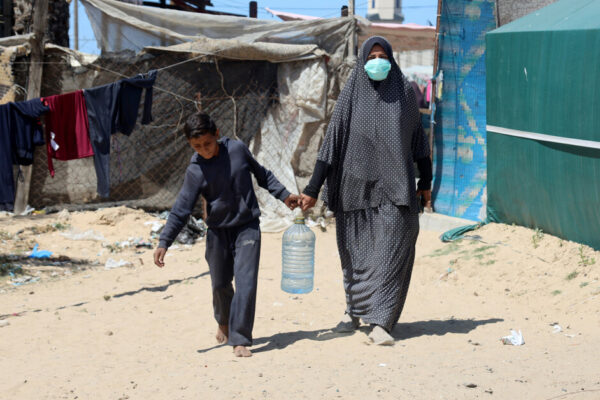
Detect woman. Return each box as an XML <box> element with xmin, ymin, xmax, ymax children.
<box><xmin>300</xmin><ymin>36</ymin><xmax>432</xmax><ymax>345</ymax></box>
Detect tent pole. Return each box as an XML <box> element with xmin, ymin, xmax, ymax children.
<box><xmin>430</xmin><ymin>0</ymin><xmax>442</xmax><ymax>160</ymax></box>
<box><xmin>348</xmin><ymin>0</ymin><xmax>356</xmax><ymax>56</ymax></box>
<box><xmin>74</xmin><ymin>0</ymin><xmax>79</xmax><ymax>50</ymax></box>
<box><xmin>426</xmin><ymin>0</ymin><xmax>442</xmax><ymax>211</ymax></box>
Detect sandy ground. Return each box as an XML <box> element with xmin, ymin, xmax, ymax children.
<box><xmin>1</xmin><ymin>206</ymin><xmax>599</xmax><ymax>399</ymax></box>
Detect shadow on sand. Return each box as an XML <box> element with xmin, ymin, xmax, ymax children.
<box><xmin>196</xmin><ymin>329</ymin><xmax>353</xmax><ymax>355</ymax></box>
<box><xmin>112</xmin><ymin>272</ymin><xmax>209</xmax><ymax>299</ymax></box>
<box><xmin>392</xmin><ymin>317</ymin><xmax>504</xmax><ymax>340</ymax></box>
<box><xmin>196</xmin><ymin>317</ymin><xmax>504</xmax><ymax>354</ymax></box>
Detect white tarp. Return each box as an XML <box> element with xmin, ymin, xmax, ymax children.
<box><xmin>81</xmin><ymin>0</ymin><xmax>354</xmax><ymax>64</ymax></box>
<box><xmin>252</xmin><ymin>59</ymin><xmax>328</xmax><ymax>231</ymax></box>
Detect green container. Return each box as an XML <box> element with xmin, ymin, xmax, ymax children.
<box><xmin>486</xmin><ymin>0</ymin><xmax>600</xmax><ymax>249</ymax></box>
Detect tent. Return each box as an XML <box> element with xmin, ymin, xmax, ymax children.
<box><xmin>265</xmin><ymin>7</ymin><xmax>435</xmax><ymax>52</ymax></box>
<box><xmin>486</xmin><ymin>0</ymin><xmax>600</xmax><ymax>249</ymax></box>
<box><xmin>2</xmin><ymin>0</ymin><xmax>357</xmax><ymax>231</ymax></box>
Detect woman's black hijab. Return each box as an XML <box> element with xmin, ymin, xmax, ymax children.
<box><xmin>318</xmin><ymin>36</ymin><xmax>429</xmax><ymax>213</ymax></box>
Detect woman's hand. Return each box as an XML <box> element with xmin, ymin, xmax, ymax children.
<box><xmin>416</xmin><ymin>189</ymin><xmax>432</xmax><ymax>211</ymax></box>
<box><xmin>300</xmin><ymin>194</ymin><xmax>317</xmax><ymax>211</ymax></box>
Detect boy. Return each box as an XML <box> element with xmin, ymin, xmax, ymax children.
<box><xmin>154</xmin><ymin>113</ymin><xmax>299</xmax><ymax>357</ymax></box>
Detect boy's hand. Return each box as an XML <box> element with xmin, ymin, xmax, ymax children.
<box><xmin>284</xmin><ymin>194</ymin><xmax>300</xmax><ymax>210</ymax></box>
<box><xmin>154</xmin><ymin>247</ymin><xmax>167</xmax><ymax>268</ymax></box>
<box><xmin>300</xmin><ymin>194</ymin><xmax>317</xmax><ymax>211</ymax></box>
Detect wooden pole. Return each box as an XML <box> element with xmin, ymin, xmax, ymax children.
<box><xmin>74</xmin><ymin>0</ymin><xmax>79</xmax><ymax>50</ymax></box>
<box><xmin>425</xmin><ymin>0</ymin><xmax>442</xmax><ymax>211</ymax></box>
<box><xmin>348</xmin><ymin>0</ymin><xmax>355</xmax><ymax>56</ymax></box>
<box><xmin>13</xmin><ymin>0</ymin><xmax>49</xmax><ymax>214</ymax></box>
<box><xmin>249</xmin><ymin>1</ymin><xmax>257</xmax><ymax>18</ymax></box>
<box><xmin>429</xmin><ymin>0</ymin><xmax>442</xmax><ymax>159</ymax></box>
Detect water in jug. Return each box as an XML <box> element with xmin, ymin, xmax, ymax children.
<box><xmin>281</xmin><ymin>214</ymin><xmax>316</xmax><ymax>294</ymax></box>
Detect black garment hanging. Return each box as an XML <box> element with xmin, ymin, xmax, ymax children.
<box><xmin>83</xmin><ymin>70</ymin><xmax>157</xmax><ymax>198</ymax></box>
<box><xmin>0</xmin><ymin>99</ymin><xmax>49</xmax><ymax>211</ymax></box>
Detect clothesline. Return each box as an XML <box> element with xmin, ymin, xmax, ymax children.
<box><xmin>1</xmin><ymin>65</ymin><xmax>163</xmax><ymax>211</ymax></box>
<box><xmin>10</xmin><ymin>49</ymin><xmax>232</xmax><ymax>105</ymax></box>
<box><xmin>10</xmin><ymin>54</ymin><xmax>208</xmax><ymax>105</ymax></box>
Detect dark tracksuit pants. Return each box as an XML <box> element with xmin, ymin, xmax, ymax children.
<box><xmin>205</xmin><ymin>219</ymin><xmax>261</xmax><ymax>347</ymax></box>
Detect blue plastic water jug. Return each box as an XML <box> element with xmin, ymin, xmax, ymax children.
<box><xmin>281</xmin><ymin>215</ymin><xmax>316</xmax><ymax>294</ymax></box>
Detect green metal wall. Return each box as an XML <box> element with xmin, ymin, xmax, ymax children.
<box><xmin>486</xmin><ymin>0</ymin><xmax>600</xmax><ymax>249</ymax></box>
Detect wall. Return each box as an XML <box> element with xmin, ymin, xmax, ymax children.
<box><xmin>497</xmin><ymin>0</ymin><xmax>557</xmax><ymax>26</ymax></box>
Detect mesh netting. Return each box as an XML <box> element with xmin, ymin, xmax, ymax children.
<box><xmin>15</xmin><ymin>48</ymin><xmax>281</xmax><ymax>214</ymax></box>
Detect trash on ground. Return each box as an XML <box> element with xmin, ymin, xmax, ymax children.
<box><xmin>439</xmin><ymin>267</ymin><xmax>454</xmax><ymax>280</ymax></box>
<box><xmin>9</xmin><ymin>274</ymin><xmax>41</xmax><ymax>286</ymax></box>
<box><xmin>0</xmin><ymin>320</ymin><xmax>9</xmax><ymax>327</ymax></box>
<box><xmin>307</xmin><ymin>217</ymin><xmax>328</xmax><ymax>232</ymax></box>
<box><xmin>551</xmin><ymin>324</ymin><xmax>562</xmax><ymax>333</ymax></box>
<box><xmin>501</xmin><ymin>330</ymin><xmax>524</xmax><ymax>346</ymax></box>
<box><xmin>150</xmin><ymin>214</ymin><xmax>206</xmax><ymax>243</ymax></box>
<box><xmin>20</xmin><ymin>205</ymin><xmax>35</xmax><ymax>216</ymax></box>
<box><xmin>28</xmin><ymin>244</ymin><xmax>53</xmax><ymax>259</ymax></box>
<box><xmin>104</xmin><ymin>258</ymin><xmax>133</xmax><ymax>270</ymax></box>
<box><xmin>104</xmin><ymin>237</ymin><xmax>153</xmax><ymax>252</ymax></box>
<box><xmin>61</xmin><ymin>229</ymin><xmax>105</xmax><ymax>241</ymax></box>
<box><xmin>144</xmin><ymin>220</ymin><xmax>164</xmax><ymax>233</ymax></box>
<box><xmin>174</xmin><ymin>216</ymin><xmax>206</xmax><ymax>245</ymax></box>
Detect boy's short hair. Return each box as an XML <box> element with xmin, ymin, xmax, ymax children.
<box><xmin>184</xmin><ymin>112</ymin><xmax>218</xmax><ymax>139</ymax></box>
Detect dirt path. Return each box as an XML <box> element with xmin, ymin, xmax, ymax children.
<box><xmin>1</xmin><ymin>207</ymin><xmax>599</xmax><ymax>399</ymax></box>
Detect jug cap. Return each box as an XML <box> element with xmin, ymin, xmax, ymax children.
<box><xmin>293</xmin><ymin>208</ymin><xmax>305</xmax><ymax>224</ymax></box>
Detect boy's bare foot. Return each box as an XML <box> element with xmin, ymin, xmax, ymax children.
<box><xmin>216</xmin><ymin>325</ymin><xmax>228</xmax><ymax>344</ymax></box>
<box><xmin>233</xmin><ymin>346</ymin><xmax>252</xmax><ymax>357</ymax></box>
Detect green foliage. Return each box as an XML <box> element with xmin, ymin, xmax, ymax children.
<box><xmin>578</xmin><ymin>245</ymin><xmax>596</xmax><ymax>266</ymax></box>
<box><xmin>428</xmin><ymin>241</ymin><xmax>461</xmax><ymax>257</ymax></box>
<box><xmin>531</xmin><ymin>228</ymin><xmax>544</xmax><ymax>249</ymax></box>
<box><xmin>565</xmin><ymin>271</ymin><xmax>578</xmax><ymax>281</ymax></box>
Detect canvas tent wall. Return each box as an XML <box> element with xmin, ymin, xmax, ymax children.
<box><xmin>486</xmin><ymin>0</ymin><xmax>600</xmax><ymax>249</ymax></box>
<box><xmin>2</xmin><ymin>0</ymin><xmax>355</xmax><ymax>231</ymax></box>
<box><xmin>431</xmin><ymin>0</ymin><xmax>560</xmax><ymax>222</ymax></box>
<box><xmin>432</xmin><ymin>0</ymin><xmax>497</xmax><ymax>221</ymax></box>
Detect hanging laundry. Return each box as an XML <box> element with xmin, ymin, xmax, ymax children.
<box><xmin>426</xmin><ymin>80</ymin><xmax>432</xmax><ymax>103</ymax></box>
<box><xmin>84</xmin><ymin>70</ymin><xmax>157</xmax><ymax>197</ymax></box>
<box><xmin>117</xmin><ymin>69</ymin><xmax>157</xmax><ymax>135</ymax></box>
<box><xmin>43</xmin><ymin>90</ymin><xmax>94</xmax><ymax>177</ymax></box>
<box><xmin>83</xmin><ymin>82</ymin><xmax>120</xmax><ymax>198</ymax></box>
<box><xmin>11</xmin><ymin>99</ymin><xmax>49</xmax><ymax>165</ymax></box>
<box><xmin>0</xmin><ymin>99</ymin><xmax>49</xmax><ymax>211</ymax></box>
